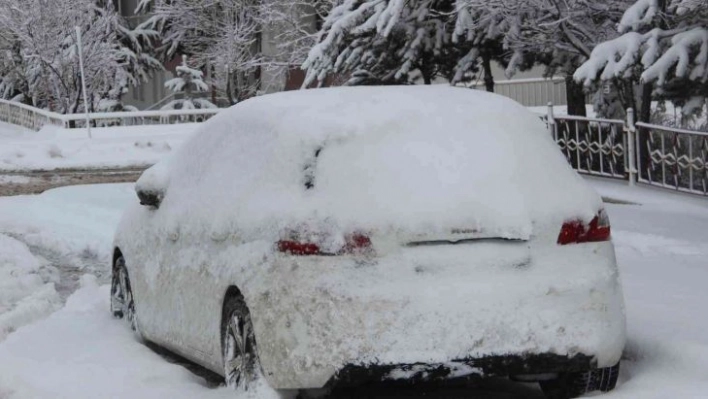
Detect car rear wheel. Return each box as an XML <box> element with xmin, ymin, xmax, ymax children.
<box><xmin>110</xmin><ymin>255</ymin><xmax>138</xmax><ymax>332</ymax></box>
<box><xmin>539</xmin><ymin>362</ymin><xmax>620</xmax><ymax>399</ymax></box>
<box><xmin>221</xmin><ymin>295</ymin><xmax>260</xmax><ymax>391</ymax></box>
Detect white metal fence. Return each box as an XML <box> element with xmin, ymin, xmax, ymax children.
<box><xmin>0</xmin><ymin>100</ymin><xmax>66</xmax><ymax>131</ymax></box>
<box><xmin>469</xmin><ymin>77</ymin><xmax>569</xmax><ymax>107</ymax></box>
<box><xmin>545</xmin><ymin>104</ymin><xmax>708</xmax><ymax>197</ymax></box>
<box><xmin>0</xmin><ymin>99</ymin><xmax>219</xmax><ymax>131</ymax></box>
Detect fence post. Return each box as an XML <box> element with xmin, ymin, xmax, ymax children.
<box><xmin>547</xmin><ymin>102</ymin><xmax>556</xmax><ymax>140</ymax></box>
<box><xmin>626</xmin><ymin>108</ymin><xmax>637</xmax><ymax>186</ymax></box>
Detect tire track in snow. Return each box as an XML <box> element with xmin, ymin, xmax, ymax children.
<box><xmin>0</xmin><ymin>167</ymin><xmax>145</xmax><ymax>197</ymax></box>
<box><xmin>4</xmin><ymin>233</ymin><xmax>109</xmax><ymax>302</ymax></box>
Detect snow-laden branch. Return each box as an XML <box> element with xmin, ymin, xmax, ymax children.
<box><xmin>618</xmin><ymin>0</ymin><xmax>658</xmax><ymax>33</ymax></box>
<box><xmin>574</xmin><ymin>32</ymin><xmax>646</xmax><ymax>84</ymax></box>
<box><xmin>576</xmin><ymin>0</ymin><xmax>708</xmax><ymax>89</ymax></box>
<box><xmin>643</xmin><ymin>28</ymin><xmax>708</xmax><ymax>83</ymax></box>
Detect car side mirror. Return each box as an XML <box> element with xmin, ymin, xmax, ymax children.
<box><xmin>135</xmin><ymin>162</ymin><xmax>170</xmax><ymax>210</ymax></box>
<box><xmin>137</xmin><ymin>188</ymin><xmax>163</xmax><ymax>209</ymax></box>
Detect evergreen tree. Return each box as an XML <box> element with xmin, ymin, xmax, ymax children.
<box><xmin>575</xmin><ymin>0</ymin><xmax>708</xmax><ymax>116</ymax></box>
<box><xmin>162</xmin><ymin>56</ymin><xmax>216</xmax><ymax>110</ymax></box>
<box><xmin>303</xmin><ymin>0</ymin><xmax>480</xmax><ymax>87</ymax></box>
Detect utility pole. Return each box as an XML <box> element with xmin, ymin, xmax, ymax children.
<box><xmin>75</xmin><ymin>26</ymin><xmax>92</xmax><ymax>139</ymax></box>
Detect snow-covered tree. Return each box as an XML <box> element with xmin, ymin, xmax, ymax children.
<box><xmin>137</xmin><ymin>0</ymin><xmax>328</xmax><ymax>103</ymax></box>
<box><xmin>162</xmin><ymin>56</ymin><xmax>216</xmax><ymax>110</ymax></box>
<box><xmin>304</xmin><ymin>0</ymin><xmax>630</xmax><ymax>109</ymax></box>
<box><xmin>303</xmin><ymin>0</ymin><xmax>479</xmax><ymax>87</ymax></box>
<box><xmin>452</xmin><ymin>1</ymin><xmax>530</xmax><ymax>91</ymax></box>
<box><xmin>575</xmin><ymin>0</ymin><xmax>708</xmax><ymax>115</ymax></box>
<box><xmin>455</xmin><ymin>0</ymin><xmax>630</xmax><ymax>115</ymax></box>
<box><xmin>0</xmin><ymin>0</ymin><xmax>160</xmax><ymax>114</ymax></box>
<box><xmin>137</xmin><ymin>0</ymin><xmax>258</xmax><ymax>103</ymax></box>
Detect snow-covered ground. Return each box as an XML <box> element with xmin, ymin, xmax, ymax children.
<box><xmin>0</xmin><ymin>178</ymin><xmax>707</xmax><ymax>398</ymax></box>
<box><xmin>0</xmin><ymin>122</ymin><xmax>197</xmax><ymax>171</ymax></box>
<box><xmin>0</xmin><ymin>234</ymin><xmax>60</xmax><ymax>342</ymax></box>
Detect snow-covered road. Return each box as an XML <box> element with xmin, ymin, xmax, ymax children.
<box><xmin>0</xmin><ymin>179</ymin><xmax>707</xmax><ymax>398</ymax></box>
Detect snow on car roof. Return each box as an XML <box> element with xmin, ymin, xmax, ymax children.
<box><xmin>141</xmin><ymin>85</ymin><xmax>601</xmax><ymax>238</ymax></box>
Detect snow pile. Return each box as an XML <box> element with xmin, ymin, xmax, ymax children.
<box><xmin>0</xmin><ymin>234</ymin><xmax>60</xmax><ymax>342</ymax></box>
<box><xmin>159</xmin><ymin>86</ymin><xmax>601</xmax><ymax>241</ymax></box>
<box><xmin>0</xmin><ymin>184</ymin><xmax>135</xmax><ymax>271</ymax></box>
<box><xmin>0</xmin><ymin>184</ymin><xmax>136</xmax><ymax>342</ymax></box>
<box><xmin>0</xmin><ymin>279</ymin><xmax>281</xmax><ymax>399</ymax></box>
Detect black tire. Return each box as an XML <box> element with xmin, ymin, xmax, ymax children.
<box><xmin>110</xmin><ymin>255</ymin><xmax>138</xmax><ymax>332</ymax></box>
<box><xmin>221</xmin><ymin>294</ymin><xmax>261</xmax><ymax>391</ymax></box>
<box><xmin>540</xmin><ymin>363</ymin><xmax>620</xmax><ymax>399</ymax></box>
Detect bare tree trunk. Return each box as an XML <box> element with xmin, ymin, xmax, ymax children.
<box><xmin>227</xmin><ymin>70</ymin><xmax>238</xmax><ymax>105</ymax></box>
<box><xmin>482</xmin><ymin>52</ymin><xmax>494</xmax><ymax>93</ymax></box>
<box><xmin>638</xmin><ymin>82</ymin><xmax>653</xmax><ymax>180</ymax></box>
<box><xmin>565</xmin><ymin>75</ymin><xmax>587</xmax><ymax>117</ymax></box>
<box><xmin>210</xmin><ymin>65</ymin><xmax>217</xmax><ymax>106</ymax></box>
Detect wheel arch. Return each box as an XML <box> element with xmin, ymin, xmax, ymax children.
<box><xmin>220</xmin><ymin>285</ymin><xmax>252</xmax><ymax>337</ymax></box>
<box><xmin>112</xmin><ymin>247</ymin><xmax>124</xmax><ymax>268</ymax></box>
<box><xmin>221</xmin><ymin>285</ymin><xmax>246</xmax><ymax>318</ymax></box>
<box><xmin>220</xmin><ymin>285</ymin><xmax>249</xmax><ymax>359</ymax></box>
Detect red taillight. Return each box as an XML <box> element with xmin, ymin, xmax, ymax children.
<box><xmin>276</xmin><ymin>240</ymin><xmax>322</xmax><ymax>255</ymax></box>
<box><xmin>557</xmin><ymin>210</ymin><xmax>611</xmax><ymax>245</ymax></box>
<box><xmin>344</xmin><ymin>233</ymin><xmax>372</xmax><ymax>253</ymax></box>
<box><xmin>277</xmin><ymin>232</ymin><xmax>373</xmax><ymax>256</ymax></box>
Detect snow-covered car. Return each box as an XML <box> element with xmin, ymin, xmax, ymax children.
<box><xmin>111</xmin><ymin>86</ymin><xmax>626</xmax><ymax>398</ymax></box>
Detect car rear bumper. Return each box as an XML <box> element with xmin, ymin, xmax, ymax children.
<box><xmin>330</xmin><ymin>353</ymin><xmax>596</xmax><ymax>387</ymax></box>
<box><xmin>251</xmin><ymin>240</ymin><xmax>626</xmax><ymax>389</ymax></box>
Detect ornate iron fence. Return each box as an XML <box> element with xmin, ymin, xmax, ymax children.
<box><xmin>635</xmin><ymin>122</ymin><xmax>708</xmax><ymax>195</ymax></box>
<box><xmin>545</xmin><ymin>104</ymin><xmax>707</xmax><ymax>197</ymax></box>
<box><xmin>548</xmin><ymin>113</ymin><xmax>627</xmax><ymax>179</ymax></box>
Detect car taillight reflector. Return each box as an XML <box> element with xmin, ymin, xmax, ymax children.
<box><xmin>277</xmin><ymin>233</ymin><xmax>373</xmax><ymax>256</ymax></box>
<box><xmin>557</xmin><ymin>210</ymin><xmax>611</xmax><ymax>245</ymax></box>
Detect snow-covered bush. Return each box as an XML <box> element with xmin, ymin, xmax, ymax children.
<box><xmin>161</xmin><ymin>56</ymin><xmax>216</xmax><ymax>111</ymax></box>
